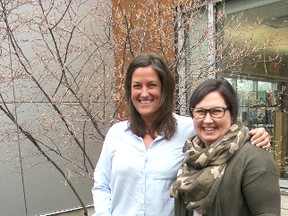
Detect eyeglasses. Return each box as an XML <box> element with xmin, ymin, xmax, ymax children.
<box><xmin>191</xmin><ymin>107</ymin><xmax>229</xmax><ymax>119</ymax></box>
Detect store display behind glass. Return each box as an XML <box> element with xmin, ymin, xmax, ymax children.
<box><xmin>223</xmin><ymin>0</ymin><xmax>288</xmax><ymax>178</ymax></box>
<box><xmin>227</xmin><ymin>79</ymin><xmax>278</xmax><ymax>129</ymax></box>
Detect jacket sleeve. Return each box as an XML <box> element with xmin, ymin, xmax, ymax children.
<box><xmin>91</xmin><ymin>137</ymin><xmax>113</xmax><ymax>216</ymax></box>
<box><xmin>242</xmin><ymin>148</ymin><xmax>281</xmax><ymax>216</ymax></box>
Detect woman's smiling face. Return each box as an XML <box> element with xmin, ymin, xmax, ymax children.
<box><xmin>193</xmin><ymin>91</ymin><xmax>232</xmax><ymax>148</ymax></box>
<box><xmin>131</xmin><ymin>66</ymin><xmax>162</xmax><ymax>121</ymax></box>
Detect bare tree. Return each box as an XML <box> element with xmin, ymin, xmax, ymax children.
<box><xmin>112</xmin><ymin>0</ymin><xmax>283</xmax><ymax>114</ymax></box>
<box><xmin>0</xmin><ymin>0</ymin><xmax>115</xmax><ymax>215</ymax></box>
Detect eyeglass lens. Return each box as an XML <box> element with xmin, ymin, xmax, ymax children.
<box><xmin>192</xmin><ymin>107</ymin><xmax>227</xmax><ymax>119</ymax></box>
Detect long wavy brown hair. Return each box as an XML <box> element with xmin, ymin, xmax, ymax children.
<box><xmin>124</xmin><ymin>53</ymin><xmax>177</xmax><ymax>139</ymax></box>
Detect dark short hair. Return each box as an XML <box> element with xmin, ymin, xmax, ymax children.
<box><xmin>124</xmin><ymin>53</ymin><xmax>176</xmax><ymax>139</ymax></box>
<box><xmin>189</xmin><ymin>79</ymin><xmax>238</xmax><ymax>124</ymax></box>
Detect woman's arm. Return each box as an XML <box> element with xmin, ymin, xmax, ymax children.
<box><xmin>92</xmin><ymin>139</ymin><xmax>113</xmax><ymax>216</ymax></box>
<box><xmin>249</xmin><ymin>127</ymin><xmax>270</xmax><ymax>148</ymax></box>
<box><xmin>242</xmin><ymin>148</ymin><xmax>281</xmax><ymax>215</ymax></box>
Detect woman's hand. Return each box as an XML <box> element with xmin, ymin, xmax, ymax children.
<box><xmin>249</xmin><ymin>128</ymin><xmax>271</xmax><ymax>149</ymax></box>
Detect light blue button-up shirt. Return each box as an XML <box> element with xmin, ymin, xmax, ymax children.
<box><xmin>92</xmin><ymin>114</ymin><xmax>195</xmax><ymax>216</ymax></box>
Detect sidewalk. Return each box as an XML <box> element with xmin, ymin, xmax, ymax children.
<box><xmin>280</xmin><ymin>179</ymin><xmax>288</xmax><ymax>216</ymax></box>
<box><xmin>282</xmin><ymin>195</ymin><xmax>288</xmax><ymax>216</ymax></box>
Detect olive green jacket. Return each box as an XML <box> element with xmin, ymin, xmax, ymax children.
<box><xmin>174</xmin><ymin>142</ymin><xmax>281</xmax><ymax>216</ymax></box>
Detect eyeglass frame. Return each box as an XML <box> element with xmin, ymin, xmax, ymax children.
<box><xmin>191</xmin><ymin>106</ymin><xmax>229</xmax><ymax>119</ymax></box>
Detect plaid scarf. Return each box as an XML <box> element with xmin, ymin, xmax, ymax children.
<box><xmin>170</xmin><ymin>124</ymin><xmax>250</xmax><ymax>215</ymax></box>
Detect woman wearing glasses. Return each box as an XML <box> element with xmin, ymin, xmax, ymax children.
<box><xmin>170</xmin><ymin>78</ymin><xmax>280</xmax><ymax>216</ymax></box>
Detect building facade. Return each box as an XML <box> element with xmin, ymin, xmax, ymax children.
<box><xmin>112</xmin><ymin>0</ymin><xmax>288</xmax><ymax>179</ymax></box>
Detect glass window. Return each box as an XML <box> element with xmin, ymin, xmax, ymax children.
<box><xmin>221</xmin><ymin>0</ymin><xmax>288</xmax><ymax>179</ymax></box>
<box><xmin>185</xmin><ymin>0</ymin><xmax>288</xmax><ymax>179</ymax></box>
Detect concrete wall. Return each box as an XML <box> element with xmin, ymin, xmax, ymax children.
<box><xmin>0</xmin><ymin>0</ymin><xmax>114</xmax><ymax>215</ymax></box>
